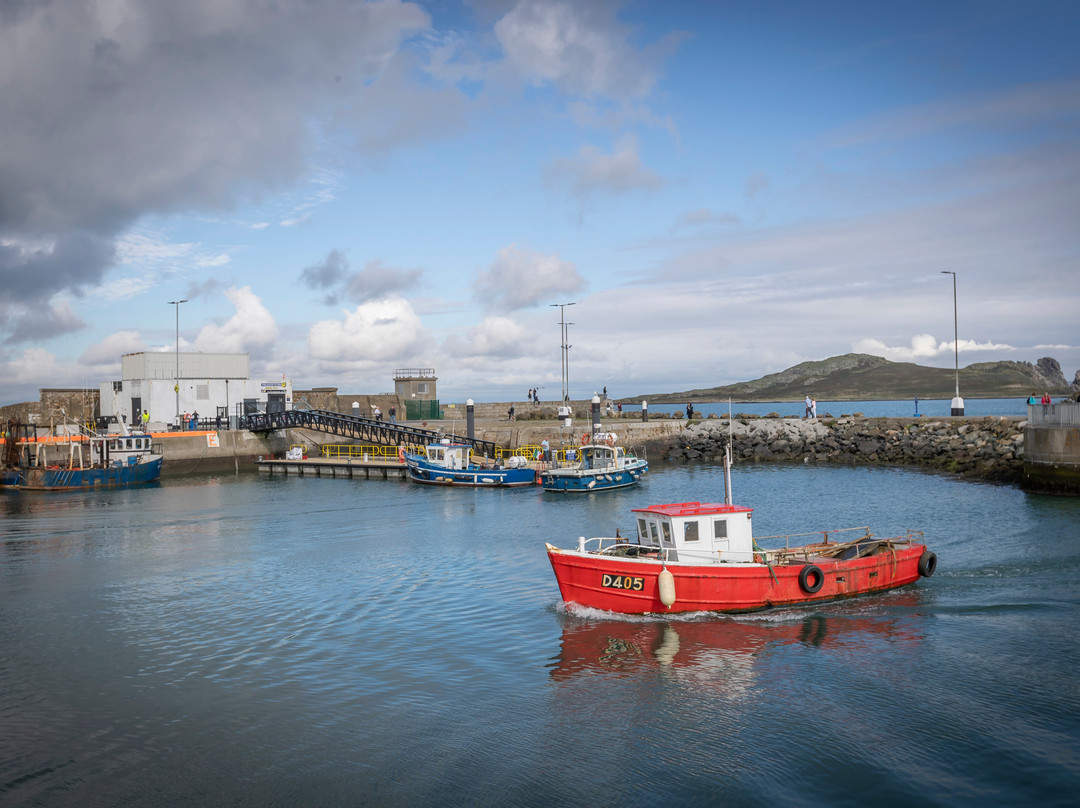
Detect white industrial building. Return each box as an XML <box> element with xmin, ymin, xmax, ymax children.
<box><xmin>99</xmin><ymin>352</ymin><xmax>292</xmax><ymax>428</ymax></box>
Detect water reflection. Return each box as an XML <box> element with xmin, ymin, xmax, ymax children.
<box><xmin>552</xmin><ymin>597</ymin><xmax>925</xmax><ymax>697</ymax></box>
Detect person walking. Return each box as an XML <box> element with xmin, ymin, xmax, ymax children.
<box><xmin>389</xmin><ymin>406</ymin><xmax>396</xmax><ymax>424</ymax></box>
<box><xmin>810</xmin><ymin>399</ymin><xmax>817</xmax><ymax>418</ymax></box>
<box><xmin>508</xmin><ymin>404</ymin><xmax>516</xmax><ymax>421</ymax></box>
<box><xmin>805</xmin><ymin>395</ymin><xmax>812</xmax><ymax>418</ymax></box>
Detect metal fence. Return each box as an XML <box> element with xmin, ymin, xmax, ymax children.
<box><xmin>1027</xmin><ymin>401</ymin><xmax>1080</xmax><ymax>427</ymax></box>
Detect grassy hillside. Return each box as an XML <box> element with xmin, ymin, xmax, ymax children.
<box><xmin>633</xmin><ymin>353</ymin><xmax>1073</xmax><ymax>403</ymax></box>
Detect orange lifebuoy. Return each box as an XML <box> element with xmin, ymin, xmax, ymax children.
<box><xmin>582</xmin><ymin>433</ymin><xmax>589</xmax><ymax>445</ymax></box>
<box><xmin>398</xmin><ymin>446</ymin><xmax>406</xmax><ymax>463</ymax></box>
<box><xmin>606</xmin><ymin>433</ymin><xmax>616</xmax><ymax>447</ymax></box>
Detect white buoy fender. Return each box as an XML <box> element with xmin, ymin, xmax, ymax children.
<box><xmin>658</xmin><ymin>568</ymin><xmax>676</xmax><ymax>608</ymax></box>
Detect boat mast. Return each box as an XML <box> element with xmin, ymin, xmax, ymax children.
<box><xmin>724</xmin><ymin>397</ymin><xmax>733</xmax><ymax>505</ymax></box>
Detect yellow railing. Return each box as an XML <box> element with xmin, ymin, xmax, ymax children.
<box><xmin>319</xmin><ymin>444</ymin><xmax>423</xmax><ymax>461</ymax></box>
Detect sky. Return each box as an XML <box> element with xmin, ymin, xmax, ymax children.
<box><xmin>1</xmin><ymin>0</ymin><xmax>1078</xmax><ymax>406</ymax></box>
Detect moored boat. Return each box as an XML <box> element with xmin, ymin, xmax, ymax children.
<box><xmin>404</xmin><ymin>441</ymin><xmax>537</xmax><ymax>487</ymax></box>
<box><xmin>545</xmin><ymin>444</ymin><xmax>936</xmax><ymax>614</ymax></box>
<box><xmin>541</xmin><ymin>434</ymin><xmax>648</xmax><ymax>493</ymax></box>
<box><xmin>1</xmin><ymin>419</ymin><xmax>163</xmax><ymax>492</ymax></box>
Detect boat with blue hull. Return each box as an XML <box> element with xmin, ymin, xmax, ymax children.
<box><xmin>404</xmin><ymin>441</ymin><xmax>537</xmax><ymax>487</ymax></box>
<box><xmin>1</xmin><ymin>419</ymin><xmax>162</xmax><ymax>492</ymax></box>
<box><xmin>541</xmin><ymin>437</ymin><xmax>648</xmax><ymax>493</ymax></box>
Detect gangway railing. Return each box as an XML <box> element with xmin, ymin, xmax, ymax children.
<box><xmin>239</xmin><ymin>408</ymin><xmax>501</xmax><ymax>457</ymax></box>
<box><xmin>1028</xmin><ymin>401</ymin><xmax>1080</xmax><ymax>427</ymax></box>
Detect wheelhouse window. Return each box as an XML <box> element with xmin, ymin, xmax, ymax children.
<box><xmin>713</xmin><ymin>520</ymin><xmax>728</xmax><ymax>539</ymax></box>
<box><xmin>637</xmin><ymin>518</ymin><xmax>649</xmax><ymax>540</ymax></box>
<box><xmin>684</xmin><ymin>521</ymin><xmax>700</xmax><ymax>542</ymax></box>
<box><xmin>661</xmin><ymin>522</ymin><xmax>671</xmax><ymax>544</ymax></box>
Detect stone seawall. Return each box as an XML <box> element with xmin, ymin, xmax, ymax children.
<box><xmin>656</xmin><ymin>416</ymin><xmax>1025</xmax><ymax>482</ymax></box>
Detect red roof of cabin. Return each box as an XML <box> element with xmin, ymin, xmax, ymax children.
<box><xmin>632</xmin><ymin>502</ymin><xmax>753</xmax><ymax>517</ymax></box>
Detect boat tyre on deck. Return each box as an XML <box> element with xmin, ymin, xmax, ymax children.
<box><xmin>798</xmin><ymin>564</ymin><xmax>824</xmax><ymax>594</ymax></box>
<box><xmin>918</xmin><ymin>550</ymin><xmax>938</xmax><ymax>578</ymax></box>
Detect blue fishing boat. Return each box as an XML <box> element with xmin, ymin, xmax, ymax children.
<box><xmin>404</xmin><ymin>441</ymin><xmax>538</xmax><ymax>487</ymax></box>
<box><xmin>1</xmin><ymin>419</ymin><xmax>163</xmax><ymax>491</ymax></box>
<box><xmin>541</xmin><ymin>436</ymin><xmax>648</xmax><ymax>493</ymax></box>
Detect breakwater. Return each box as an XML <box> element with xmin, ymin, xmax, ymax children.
<box><xmin>658</xmin><ymin>416</ymin><xmax>1025</xmax><ymax>482</ymax></box>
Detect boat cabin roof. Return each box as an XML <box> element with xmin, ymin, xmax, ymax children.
<box><xmin>632</xmin><ymin>501</ymin><xmax>753</xmax><ymax>518</ymax></box>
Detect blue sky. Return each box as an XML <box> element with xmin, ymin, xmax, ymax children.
<box><xmin>2</xmin><ymin>0</ymin><xmax>1078</xmax><ymax>405</ymax></box>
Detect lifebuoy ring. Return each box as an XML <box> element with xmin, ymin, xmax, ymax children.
<box><xmin>606</xmin><ymin>433</ymin><xmax>616</xmax><ymax>446</ymax></box>
<box><xmin>582</xmin><ymin>433</ymin><xmax>589</xmax><ymax>446</ymax></box>
<box><xmin>917</xmin><ymin>550</ymin><xmax>937</xmax><ymax>577</ymax></box>
<box><xmin>798</xmin><ymin>564</ymin><xmax>824</xmax><ymax>594</ymax></box>
<box><xmin>397</xmin><ymin>446</ymin><xmax>405</xmax><ymax>463</ymax></box>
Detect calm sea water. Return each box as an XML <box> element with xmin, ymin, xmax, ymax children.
<box><xmin>2</xmin><ymin>463</ymin><xmax>1078</xmax><ymax>807</ymax></box>
<box><xmin>624</xmin><ymin>398</ymin><xmax>1027</xmax><ymax>419</ymax></box>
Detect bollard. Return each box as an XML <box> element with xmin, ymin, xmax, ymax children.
<box><xmin>642</xmin><ymin>400</ymin><xmax>648</xmax><ymax>422</ymax></box>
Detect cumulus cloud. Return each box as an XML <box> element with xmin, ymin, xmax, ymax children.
<box><xmin>854</xmin><ymin>334</ymin><xmax>1018</xmax><ymax>361</ymax></box>
<box><xmin>3</xmin><ymin>300</ymin><xmax>86</xmax><ymax>345</ymax></box>
<box><xmin>0</xmin><ymin>0</ymin><xmax>430</xmax><ymax>337</ymax></box>
<box><xmin>545</xmin><ymin>135</ymin><xmax>662</xmax><ymax>200</ymax></box>
<box><xmin>300</xmin><ymin>250</ymin><xmax>423</xmax><ymax>305</ymax></box>
<box><xmin>79</xmin><ymin>330</ymin><xmax>148</xmax><ymax>366</ymax></box>
<box><xmin>493</xmin><ymin>0</ymin><xmax>665</xmax><ymax>99</ymax></box>
<box><xmin>473</xmin><ymin>245</ymin><xmax>585</xmax><ymax>310</ymax></box>
<box><xmin>193</xmin><ymin>286</ymin><xmax>278</xmax><ymax>354</ymax></box>
<box><xmin>308</xmin><ymin>297</ymin><xmax>428</xmax><ymax>362</ymax></box>
<box><xmin>443</xmin><ymin>316</ymin><xmax>533</xmax><ymax>359</ymax></box>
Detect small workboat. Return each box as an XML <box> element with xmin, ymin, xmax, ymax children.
<box><xmin>404</xmin><ymin>441</ymin><xmax>537</xmax><ymax>487</ymax></box>
<box><xmin>545</xmin><ymin>443</ymin><xmax>935</xmax><ymax>614</ymax></box>
<box><xmin>1</xmin><ymin>418</ymin><xmax>163</xmax><ymax>492</ymax></box>
<box><xmin>541</xmin><ymin>434</ymin><xmax>648</xmax><ymax>493</ymax></box>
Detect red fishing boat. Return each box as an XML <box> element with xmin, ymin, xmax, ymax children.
<box><xmin>545</xmin><ymin>444</ymin><xmax>936</xmax><ymax>615</ymax></box>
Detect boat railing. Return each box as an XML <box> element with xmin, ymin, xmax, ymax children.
<box><xmin>577</xmin><ymin>535</ymin><xmax>641</xmax><ymax>553</ymax></box>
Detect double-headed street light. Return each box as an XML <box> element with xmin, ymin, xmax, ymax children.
<box><xmin>940</xmin><ymin>272</ymin><xmax>963</xmax><ymax>416</ymax></box>
<box><xmin>550</xmin><ymin>302</ymin><xmax>576</xmax><ymax>402</ymax></box>
<box><xmin>167</xmin><ymin>299</ymin><xmax>188</xmax><ymax>427</ymax></box>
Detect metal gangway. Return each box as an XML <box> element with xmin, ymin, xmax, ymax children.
<box><xmin>239</xmin><ymin>408</ymin><xmax>501</xmax><ymax>457</ymax></box>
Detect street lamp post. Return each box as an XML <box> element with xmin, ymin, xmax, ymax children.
<box><xmin>940</xmin><ymin>272</ymin><xmax>963</xmax><ymax>416</ymax></box>
<box><xmin>550</xmin><ymin>302</ymin><xmax>576</xmax><ymax>402</ymax></box>
<box><xmin>167</xmin><ymin>299</ymin><xmax>188</xmax><ymax>428</ymax></box>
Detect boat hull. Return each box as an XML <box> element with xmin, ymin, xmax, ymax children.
<box><xmin>541</xmin><ymin>461</ymin><xmax>648</xmax><ymax>493</ymax></box>
<box><xmin>405</xmin><ymin>457</ymin><xmax>537</xmax><ymax>488</ymax></box>
<box><xmin>0</xmin><ymin>457</ymin><xmax>163</xmax><ymax>492</ymax></box>
<box><xmin>546</xmin><ymin>543</ymin><xmax>928</xmax><ymax>614</ymax></box>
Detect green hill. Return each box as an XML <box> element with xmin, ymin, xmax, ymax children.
<box><xmin>633</xmin><ymin>354</ymin><xmax>1074</xmax><ymax>403</ymax></box>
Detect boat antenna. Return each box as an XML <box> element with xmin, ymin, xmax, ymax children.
<box><xmin>724</xmin><ymin>397</ymin><xmax>733</xmax><ymax>506</ymax></box>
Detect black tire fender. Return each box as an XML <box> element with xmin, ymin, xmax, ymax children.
<box><xmin>798</xmin><ymin>564</ymin><xmax>824</xmax><ymax>594</ymax></box>
<box><xmin>918</xmin><ymin>550</ymin><xmax>937</xmax><ymax>578</ymax></box>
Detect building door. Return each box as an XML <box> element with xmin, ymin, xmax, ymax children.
<box><xmin>131</xmin><ymin>397</ymin><xmax>141</xmax><ymax>422</ymax></box>
<box><xmin>267</xmin><ymin>392</ymin><xmax>285</xmax><ymax>414</ymax></box>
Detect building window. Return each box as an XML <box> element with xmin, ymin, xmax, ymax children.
<box><xmin>416</xmin><ymin>383</ymin><xmax>428</xmax><ymax>395</ymax></box>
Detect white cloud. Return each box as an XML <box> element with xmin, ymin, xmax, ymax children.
<box><xmin>853</xmin><ymin>334</ymin><xmax>1019</xmax><ymax>361</ymax></box>
<box><xmin>545</xmin><ymin>135</ymin><xmax>662</xmax><ymax>199</ymax></box>
<box><xmin>473</xmin><ymin>244</ymin><xmax>586</xmax><ymax>310</ymax></box>
<box><xmin>443</xmin><ymin>316</ymin><xmax>532</xmax><ymax>359</ymax></box>
<box><xmin>193</xmin><ymin>286</ymin><xmax>278</xmax><ymax>353</ymax></box>
<box><xmin>307</xmin><ymin>297</ymin><xmax>427</xmax><ymax>362</ymax></box>
<box><xmin>493</xmin><ymin>1</ymin><xmax>662</xmax><ymax>99</ymax></box>
<box><xmin>80</xmin><ymin>330</ymin><xmax>148</xmax><ymax>366</ymax></box>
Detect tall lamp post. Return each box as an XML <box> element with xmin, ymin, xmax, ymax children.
<box><xmin>940</xmin><ymin>272</ymin><xmax>963</xmax><ymax>416</ymax></box>
<box><xmin>550</xmin><ymin>302</ymin><xmax>576</xmax><ymax>402</ymax></box>
<box><xmin>167</xmin><ymin>299</ymin><xmax>188</xmax><ymax>428</ymax></box>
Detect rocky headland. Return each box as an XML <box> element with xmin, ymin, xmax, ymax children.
<box><xmin>656</xmin><ymin>415</ymin><xmax>1025</xmax><ymax>483</ymax></box>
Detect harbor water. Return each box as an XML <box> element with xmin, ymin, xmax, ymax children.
<box><xmin>2</xmin><ymin>463</ymin><xmax>1079</xmax><ymax>807</ymax></box>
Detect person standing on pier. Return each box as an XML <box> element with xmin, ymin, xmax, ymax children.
<box><xmin>805</xmin><ymin>395</ymin><xmax>812</xmax><ymax>418</ymax></box>
<box><xmin>389</xmin><ymin>406</ymin><xmax>396</xmax><ymax>424</ymax></box>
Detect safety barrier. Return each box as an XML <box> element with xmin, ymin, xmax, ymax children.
<box><xmin>1028</xmin><ymin>402</ymin><xmax>1080</xmax><ymax>427</ymax></box>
